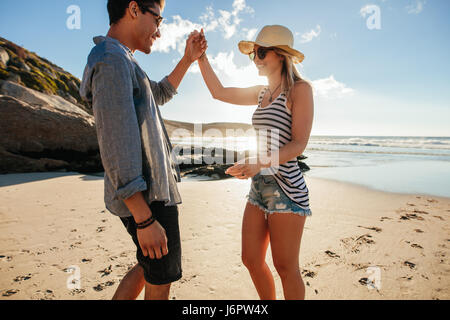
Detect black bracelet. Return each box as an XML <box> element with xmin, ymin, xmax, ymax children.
<box><xmin>135</xmin><ymin>215</ymin><xmax>153</xmax><ymax>227</ymax></box>
<box><xmin>136</xmin><ymin>217</ymin><xmax>156</xmax><ymax>230</ymax></box>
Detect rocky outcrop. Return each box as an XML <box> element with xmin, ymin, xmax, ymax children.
<box><xmin>0</xmin><ymin>37</ymin><xmax>90</xmax><ymax>114</ymax></box>
<box><xmin>0</xmin><ymin>47</ymin><xmax>9</xmax><ymax>66</ymax></box>
<box><xmin>0</xmin><ymin>88</ymin><xmax>101</xmax><ymax>174</ymax></box>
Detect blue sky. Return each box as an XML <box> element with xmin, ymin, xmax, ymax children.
<box><xmin>1</xmin><ymin>0</ymin><xmax>449</xmax><ymax>136</ymax></box>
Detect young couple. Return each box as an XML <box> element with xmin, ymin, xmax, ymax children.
<box><xmin>80</xmin><ymin>0</ymin><xmax>314</xmax><ymax>300</ymax></box>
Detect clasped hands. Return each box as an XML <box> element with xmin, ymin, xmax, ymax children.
<box><xmin>184</xmin><ymin>28</ymin><xmax>208</xmax><ymax>63</ymax></box>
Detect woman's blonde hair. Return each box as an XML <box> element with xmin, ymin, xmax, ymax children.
<box><xmin>272</xmin><ymin>47</ymin><xmax>311</xmax><ymax>100</ymax></box>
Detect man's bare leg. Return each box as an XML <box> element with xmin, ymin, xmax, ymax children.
<box><xmin>144</xmin><ymin>282</ymin><xmax>171</xmax><ymax>300</ymax></box>
<box><xmin>112</xmin><ymin>263</ymin><xmax>145</xmax><ymax>300</ymax></box>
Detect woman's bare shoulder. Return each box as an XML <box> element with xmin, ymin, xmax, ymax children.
<box><xmin>286</xmin><ymin>80</ymin><xmax>313</xmax><ymax>110</ymax></box>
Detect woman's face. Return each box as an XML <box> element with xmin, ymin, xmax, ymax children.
<box><xmin>253</xmin><ymin>45</ymin><xmax>283</xmax><ymax>77</ymax></box>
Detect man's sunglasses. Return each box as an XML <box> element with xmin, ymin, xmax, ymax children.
<box><xmin>139</xmin><ymin>5</ymin><xmax>164</xmax><ymax>28</ymax></box>
<box><xmin>249</xmin><ymin>46</ymin><xmax>274</xmax><ymax>61</ymax></box>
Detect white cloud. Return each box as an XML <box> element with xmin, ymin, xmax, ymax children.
<box><xmin>300</xmin><ymin>25</ymin><xmax>321</xmax><ymax>43</ymax></box>
<box><xmin>242</xmin><ymin>28</ymin><xmax>258</xmax><ymax>40</ymax></box>
<box><xmin>201</xmin><ymin>0</ymin><xmax>254</xmax><ymax>39</ymax></box>
<box><xmin>189</xmin><ymin>51</ymin><xmax>265</xmax><ymax>87</ymax></box>
<box><xmin>152</xmin><ymin>15</ymin><xmax>202</xmax><ymax>54</ymax></box>
<box><xmin>406</xmin><ymin>0</ymin><xmax>426</xmax><ymax>14</ymax></box>
<box><xmin>311</xmin><ymin>75</ymin><xmax>355</xmax><ymax>99</ymax></box>
<box><xmin>154</xmin><ymin>0</ymin><xmax>254</xmax><ymax>54</ymax></box>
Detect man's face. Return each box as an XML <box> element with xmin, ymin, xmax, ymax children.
<box><xmin>133</xmin><ymin>3</ymin><xmax>162</xmax><ymax>54</ymax></box>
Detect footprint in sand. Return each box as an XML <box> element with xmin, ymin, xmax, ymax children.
<box><xmin>98</xmin><ymin>265</ymin><xmax>112</xmax><ymax>277</ymax></box>
<box><xmin>432</xmin><ymin>215</ymin><xmax>445</xmax><ymax>221</ymax></box>
<box><xmin>180</xmin><ymin>274</ymin><xmax>198</xmax><ymax>284</ymax></box>
<box><xmin>403</xmin><ymin>261</ymin><xmax>416</xmax><ymax>269</ymax></box>
<box><xmin>400</xmin><ymin>213</ymin><xmax>424</xmax><ymax>221</ymax></box>
<box><xmin>0</xmin><ymin>255</ymin><xmax>13</xmax><ymax>262</ymax></box>
<box><xmin>414</xmin><ymin>229</ymin><xmax>424</xmax><ymax>233</ymax></box>
<box><xmin>380</xmin><ymin>217</ymin><xmax>392</xmax><ymax>222</ymax></box>
<box><xmin>413</xmin><ymin>209</ymin><xmax>429</xmax><ymax>214</ymax></box>
<box><xmin>410</xmin><ymin>243</ymin><xmax>423</xmax><ymax>249</ymax></box>
<box><xmin>96</xmin><ymin>226</ymin><xmax>106</xmax><ymax>233</ymax></box>
<box><xmin>324</xmin><ymin>250</ymin><xmax>340</xmax><ymax>258</ymax></box>
<box><xmin>434</xmin><ymin>251</ymin><xmax>446</xmax><ymax>263</ymax></box>
<box><xmin>351</xmin><ymin>263</ymin><xmax>373</xmax><ymax>271</ymax></box>
<box><xmin>2</xmin><ymin>289</ymin><xmax>19</xmax><ymax>297</ymax></box>
<box><xmin>357</xmin><ymin>225</ymin><xmax>382</xmax><ymax>233</ymax></box>
<box><xmin>340</xmin><ymin>234</ymin><xmax>375</xmax><ymax>254</ymax></box>
<box><xmin>301</xmin><ymin>269</ymin><xmax>316</xmax><ymax>278</ymax></box>
<box><xmin>358</xmin><ymin>277</ymin><xmax>379</xmax><ymax>289</ymax></box>
<box><xmin>13</xmin><ymin>274</ymin><xmax>32</xmax><ymax>282</ymax></box>
<box><xmin>69</xmin><ymin>288</ymin><xmax>86</xmax><ymax>296</ymax></box>
<box><xmin>93</xmin><ymin>280</ymin><xmax>115</xmax><ymax>292</ymax></box>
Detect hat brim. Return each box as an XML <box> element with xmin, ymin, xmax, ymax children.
<box><xmin>238</xmin><ymin>41</ymin><xmax>305</xmax><ymax>64</ymax></box>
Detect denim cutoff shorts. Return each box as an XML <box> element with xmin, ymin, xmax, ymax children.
<box><xmin>246</xmin><ymin>173</ymin><xmax>312</xmax><ymax>219</ymax></box>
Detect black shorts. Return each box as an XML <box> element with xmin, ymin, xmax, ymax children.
<box><xmin>120</xmin><ymin>201</ymin><xmax>182</xmax><ymax>285</ymax></box>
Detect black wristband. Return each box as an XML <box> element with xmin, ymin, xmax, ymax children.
<box><xmin>136</xmin><ymin>217</ymin><xmax>156</xmax><ymax>230</ymax></box>
<box><xmin>135</xmin><ymin>215</ymin><xmax>153</xmax><ymax>227</ymax></box>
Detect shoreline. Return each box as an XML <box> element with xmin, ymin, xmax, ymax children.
<box><xmin>2</xmin><ymin>171</ymin><xmax>449</xmax><ymax>201</ymax></box>
<box><xmin>0</xmin><ymin>172</ymin><xmax>449</xmax><ymax>299</ymax></box>
<box><xmin>303</xmin><ymin>173</ymin><xmax>450</xmax><ymax>202</ymax></box>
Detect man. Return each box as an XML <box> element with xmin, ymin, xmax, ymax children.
<box><xmin>79</xmin><ymin>0</ymin><xmax>206</xmax><ymax>300</ymax></box>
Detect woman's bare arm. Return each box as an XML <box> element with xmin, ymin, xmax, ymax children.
<box><xmin>197</xmin><ymin>53</ymin><xmax>263</xmax><ymax>106</ymax></box>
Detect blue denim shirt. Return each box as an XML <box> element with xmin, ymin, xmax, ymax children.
<box><xmin>80</xmin><ymin>36</ymin><xmax>182</xmax><ymax>218</ymax></box>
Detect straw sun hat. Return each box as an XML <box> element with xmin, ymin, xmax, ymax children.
<box><xmin>238</xmin><ymin>25</ymin><xmax>304</xmax><ymax>63</ymax></box>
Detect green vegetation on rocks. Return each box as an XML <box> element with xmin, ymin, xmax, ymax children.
<box><xmin>0</xmin><ymin>36</ymin><xmax>90</xmax><ymax>114</ymax></box>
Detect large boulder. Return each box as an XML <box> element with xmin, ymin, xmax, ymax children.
<box><xmin>0</xmin><ymin>85</ymin><xmax>101</xmax><ymax>174</ymax></box>
<box><xmin>1</xmin><ymin>80</ymin><xmax>91</xmax><ymax>118</ymax></box>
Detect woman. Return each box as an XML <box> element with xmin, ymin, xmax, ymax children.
<box><xmin>196</xmin><ymin>25</ymin><xmax>314</xmax><ymax>300</ymax></box>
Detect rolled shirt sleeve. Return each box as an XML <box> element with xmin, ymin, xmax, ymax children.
<box><xmin>149</xmin><ymin>76</ymin><xmax>178</xmax><ymax>106</ymax></box>
<box><xmin>91</xmin><ymin>53</ymin><xmax>147</xmax><ymax>200</ymax></box>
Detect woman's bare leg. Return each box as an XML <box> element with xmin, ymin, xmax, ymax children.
<box><xmin>241</xmin><ymin>202</ymin><xmax>276</xmax><ymax>300</ymax></box>
<box><xmin>268</xmin><ymin>213</ymin><xmax>307</xmax><ymax>300</ymax></box>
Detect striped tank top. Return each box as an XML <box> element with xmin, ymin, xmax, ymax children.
<box><xmin>252</xmin><ymin>87</ymin><xmax>310</xmax><ymax>210</ymax></box>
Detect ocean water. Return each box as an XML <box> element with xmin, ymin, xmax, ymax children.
<box><xmin>172</xmin><ymin>136</ymin><xmax>450</xmax><ymax>198</ymax></box>
<box><xmin>304</xmin><ymin>136</ymin><xmax>450</xmax><ymax>198</ymax></box>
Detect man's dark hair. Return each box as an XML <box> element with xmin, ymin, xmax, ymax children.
<box><xmin>107</xmin><ymin>0</ymin><xmax>165</xmax><ymax>25</ymax></box>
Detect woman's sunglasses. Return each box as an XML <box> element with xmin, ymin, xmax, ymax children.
<box><xmin>249</xmin><ymin>46</ymin><xmax>273</xmax><ymax>61</ymax></box>
<box><xmin>139</xmin><ymin>5</ymin><xmax>164</xmax><ymax>28</ymax></box>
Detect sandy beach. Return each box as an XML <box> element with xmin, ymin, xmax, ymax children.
<box><xmin>0</xmin><ymin>172</ymin><xmax>449</xmax><ymax>300</ymax></box>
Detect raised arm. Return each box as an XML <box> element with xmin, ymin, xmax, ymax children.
<box><xmin>164</xmin><ymin>32</ymin><xmax>207</xmax><ymax>92</ymax></box>
<box><xmin>195</xmin><ymin>30</ymin><xmax>263</xmax><ymax>106</ymax></box>
<box><xmin>198</xmin><ymin>53</ymin><xmax>263</xmax><ymax>106</ymax></box>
